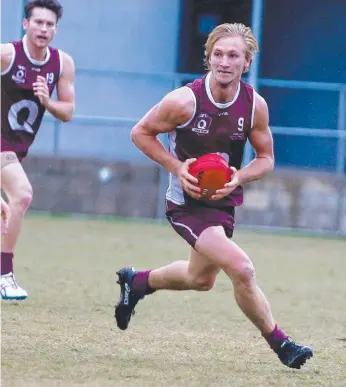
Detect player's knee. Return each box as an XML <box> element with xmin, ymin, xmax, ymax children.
<box><xmin>232</xmin><ymin>264</ymin><xmax>256</xmax><ymax>287</ymax></box>
<box><xmin>193</xmin><ymin>275</ymin><xmax>215</xmax><ymax>291</ymax></box>
<box><xmin>12</xmin><ymin>185</ymin><xmax>33</xmax><ymax>212</ymax></box>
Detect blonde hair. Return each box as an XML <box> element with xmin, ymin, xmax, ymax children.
<box><xmin>204</xmin><ymin>23</ymin><xmax>259</xmax><ymax>72</ymax></box>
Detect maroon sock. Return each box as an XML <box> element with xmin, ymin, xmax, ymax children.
<box><xmin>263</xmin><ymin>324</ymin><xmax>289</xmax><ymax>351</ymax></box>
<box><xmin>132</xmin><ymin>270</ymin><xmax>156</xmax><ymax>296</ymax></box>
<box><xmin>1</xmin><ymin>252</ymin><xmax>14</xmax><ymax>275</ymax></box>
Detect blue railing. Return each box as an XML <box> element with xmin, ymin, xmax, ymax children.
<box><xmin>49</xmin><ymin>69</ymin><xmax>346</xmax><ymax>175</ymax></box>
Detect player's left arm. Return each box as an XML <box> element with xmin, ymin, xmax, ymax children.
<box><xmin>236</xmin><ymin>92</ymin><xmax>274</xmax><ymax>184</ymax></box>
<box><xmin>212</xmin><ymin>93</ymin><xmax>274</xmax><ymax>199</ymax></box>
<box><xmin>33</xmin><ymin>51</ymin><xmax>75</xmax><ymax>122</ymax></box>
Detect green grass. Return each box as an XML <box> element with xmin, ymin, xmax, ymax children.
<box><xmin>2</xmin><ymin>216</ymin><xmax>346</xmax><ymax>386</ymax></box>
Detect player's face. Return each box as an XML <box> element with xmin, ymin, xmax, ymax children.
<box><xmin>209</xmin><ymin>36</ymin><xmax>250</xmax><ymax>86</ymax></box>
<box><xmin>23</xmin><ymin>7</ymin><xmax>58</xmax><ymax>49</ymax></box>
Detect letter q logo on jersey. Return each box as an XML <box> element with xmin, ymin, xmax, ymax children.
<box><xmin>192</xmin><ymin>113</ymin><xmax>212</xmax><ymax>135</ymax></box>
<box><xmin>12</xmin><ymin>65</ymin><xmax>27</xmax><ymax>84</ymax></box>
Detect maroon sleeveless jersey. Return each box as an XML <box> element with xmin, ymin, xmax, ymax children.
<box><xmin>166</xmin><ymin>72</ymin><xmax>255</xmax><ymax>208</ymax></box>
<box><xmin>1</xmin><ymin>36</ymin><xmax>61</xmax><ymax>159</ymax></box>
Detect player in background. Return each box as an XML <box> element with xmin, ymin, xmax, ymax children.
<box><xmin>114</xmin><ymin>23</ymin><xmax>313</xmax><ymax>369</ymax></box>
<box><xmin>1</xmin><ymin>0</ymin><xmax>75</xmax><ymax>300</ymax></box>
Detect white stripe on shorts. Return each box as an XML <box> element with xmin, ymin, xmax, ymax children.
<box><xmin>167</xmin><ymin>216</ymin><xmax>198</xmax><ymax>240</ymax></box>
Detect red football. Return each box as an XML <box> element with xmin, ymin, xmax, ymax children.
<box><xmin>188</xmin><ymin>153</ymin><xmax>233</xmax><ymax>199</ymax></box>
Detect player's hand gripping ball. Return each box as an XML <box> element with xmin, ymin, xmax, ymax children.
<box><xmin>188</xmin><ymin>154</ymin><xmax>233</xmax><ymax>199</ymax></box>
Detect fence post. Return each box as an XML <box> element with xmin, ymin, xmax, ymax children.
<box><xmin>53</xmin><ymin>119</ymin><xmax>61</xmax><ymax>155</ymax></box>
<box><xmin>20</xmin><ymin>0</ymin><xmax>26</xmax><ymax>37</ymax></box>
<box><xmin>156</xmin><ymin>134</ymin><xmax>169</xmax><ymax>219</ymax></box>
<box><xmin>336</xmin><ymin>89</ymin><xmax>346</xmax><ymax>175</ymax></box>
<box><xmin>336</xmin><ymin>89</ymin><xmax>346</xmax><ymax>233</ymax></box>
<box><xmin>243</xmin><ymin>0</ymin><xmax>264</xmax><ymax>167</ymax></box>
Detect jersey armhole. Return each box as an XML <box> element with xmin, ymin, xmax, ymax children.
<box><xmin>176</xmin><ymin>87</ymin><xmax>197</xmax><ymax>129</ymax></box>
<box><xmin>1</xmin><ymin>44</ymin><xmax>16</xmax><ymax>76</ymax></box>
<box><xmin>58</xmin><ymin>49</ymin><xmax>63</xmax><ymax>77</ymax></box>
<box><xmin>250</xmin><ymin>88</ymin><xmax>256</xmax><ymax>130</ymax></box>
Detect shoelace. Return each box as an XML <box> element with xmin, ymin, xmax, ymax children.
<box><xmin>281</xmin><ymin>339</ymin><xmax>299</xmax><ymax>350</ymax></box>
<box><xmin>1</xmin><ymin>274</ymin><xmax>19</xmax><ymax>289</ymax></box>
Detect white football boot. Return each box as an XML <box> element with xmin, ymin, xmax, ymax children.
<box><xmin>1</xmin><ymin>272</ymin><xmax>28</xmax><ymax>300</ymax></box>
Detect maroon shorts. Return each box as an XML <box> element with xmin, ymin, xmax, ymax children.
<box><xmin>165</xmin><ymin>200</ymin><xmax>235</xmax><ymax>247</ymax></box>
<box><xmin>1</xmin><ymin>138</ymin><xmax>26</xmax><ymax>162</ymax></box>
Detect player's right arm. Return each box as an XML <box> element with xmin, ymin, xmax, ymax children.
<box><xmin>0</xmin><ymin>43</ymin><xmax>14</xmax><ymax>73</ymax></box>
<box><xmin>131</xmin><ymin>87</ymin><xmax>201</xmax><ymax>198</ymax></box>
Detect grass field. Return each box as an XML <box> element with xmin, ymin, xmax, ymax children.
<box><xmin>1</xmin><ymin>215</ymin><xmax>346</xmax><ymax>387</ymax></box>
